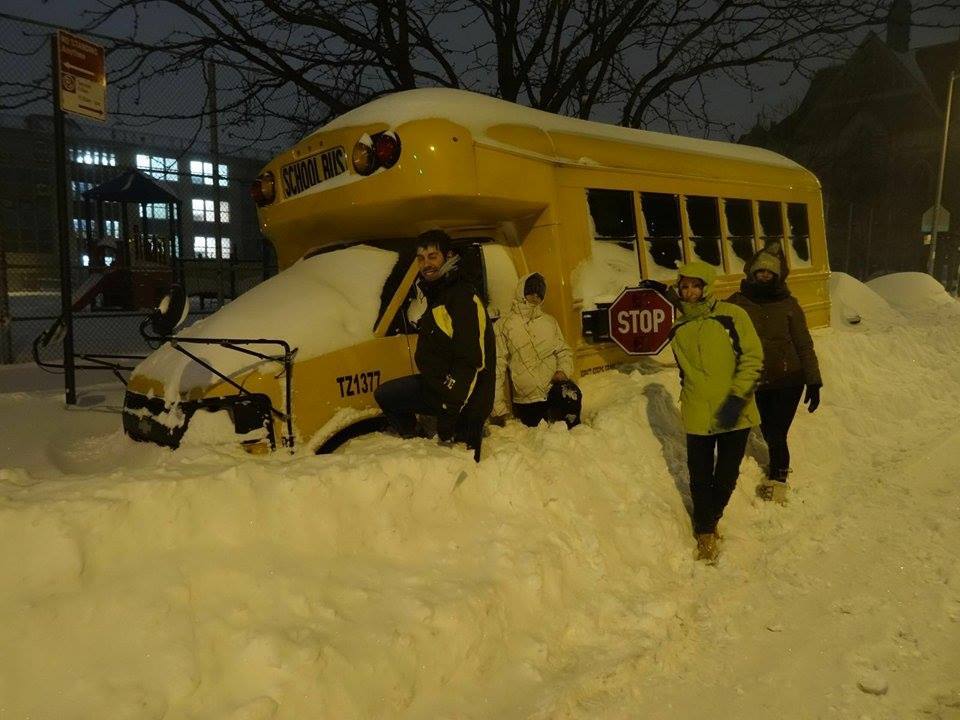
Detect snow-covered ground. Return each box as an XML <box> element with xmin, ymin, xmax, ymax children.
<box><xmin>1</xmin><ymin>272</ymin><xmax>959</xmax><ymax>720</ymax></box>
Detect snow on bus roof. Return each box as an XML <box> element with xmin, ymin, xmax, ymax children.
<box><xmin>311</xmin><ymin>88</ymin><xmax>801</xmax><ymax>171</ymax></box>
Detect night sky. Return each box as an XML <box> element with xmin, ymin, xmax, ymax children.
<box><xmin>2</xmin><ymin>0</ymin><xmax>958</xmax><ymax>145</ymax></box>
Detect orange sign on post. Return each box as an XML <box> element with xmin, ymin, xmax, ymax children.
<box><xmin>57</xmin><ymin>30</ymin><xmax>106</xmax><ymax>122</ymax></box>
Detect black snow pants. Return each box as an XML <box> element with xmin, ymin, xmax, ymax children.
<box><xmin>755</xmin><ymin>384</ymin><xmax>804</xmax><ymax>480</ymax></box>
<box><xmin>687</xmin><ymin>428</ymin><xmax>750</xmax><ymax>534</ymax></box>
<box><xmin>374</xmin><ymin>373</ymin><xmax>490</xmax><ymax>462</ymax></box>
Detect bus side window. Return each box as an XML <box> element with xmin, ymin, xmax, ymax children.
<box><xmin>787</xmin><ymin>203</ymin><xmax>812</xmax><ymax>268</ymax></box>
<box><xmin>685</xmin><ymin>196</ymin><xmax>722</xmax><ymax>269</ymax></box>
<box><xmin>723</xmin><ymin>198</ymin><xmax>755</xmax><ymax>275</ymax></box>
<box><xmin>758</xmin><ymin>201</ymin><xmax>784</xmax><ymax>248</ymax></box>
<box><xmin>583</xmin><ymin>189</ymin><xmax>641</xmax><ymax>305</ymax></box>
<box><xmin>641</xmin><ymin>192</ymin><xmax>683</xmax><ymax>281</ymax></box>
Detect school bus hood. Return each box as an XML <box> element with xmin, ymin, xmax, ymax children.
<box><xmin>130</xmin><ymin>245</ymin><xmax>398</xmax><ymax>402</ymax></box>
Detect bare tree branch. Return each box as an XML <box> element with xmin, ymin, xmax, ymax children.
<box><xmin>1</xmin><ymin>0</ymin><xmax>957</xmax><ymax>148</ymax></box>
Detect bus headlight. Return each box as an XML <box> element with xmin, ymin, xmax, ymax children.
<box><xmin>373</xmin><ymin>131</ymin><xmax>401</xmax><ymax>168</ymax></box>
<box><xmin>352</xmin><ymin>136</ymin><xmax>377</xmax><ymax>176</ymax></box>
<box><xmin>250</xmin><ymin>171</ymin><xmax>275</xmax><ymax>206</ymax></box>
<box><xmin>352</xmin><ymin>131</ymin><xmax>401</xmax><ymax>176</ymax></box>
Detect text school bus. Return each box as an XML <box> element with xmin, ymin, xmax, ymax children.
<box><xmin>123</xmin><ymin>88</ymin><xmax>830</xmax><ymax>452</ymax></box>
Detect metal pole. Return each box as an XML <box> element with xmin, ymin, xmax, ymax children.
<box><xmin>0</xmin><ymin>230</ymin><xmax>11</xmax><ymax>364</ymax></box>
<box><xmin>51</xmin><ymin>33</ymin><xmax>77</xmax><ymax>404</ymax></box>
<box><xmin>927</xmin><ymin>70</ymin><xmax>957</xmax><ymax>279</ymax></box>
<box><xmin>175</xmin><ymin>200</ymin><xmax>185</xmax><ymax>287</ymax></box>
<box><xmin>207</xmin><ymin>60</ymin><xmax>225</xmax><ymax>307</ymax></box>
<box><xmin>845</xmin><ymin>203</ymin><xmax>854</xmax><ymax>273</ymax></box>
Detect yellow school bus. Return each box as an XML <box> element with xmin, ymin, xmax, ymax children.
<box><xmin>122</xmin><ymin>88</ymin><xmax>829</xmax><ymax>452</ymax></box>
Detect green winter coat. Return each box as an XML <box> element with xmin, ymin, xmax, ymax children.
<box><xmin>670</xmin><ymin>262</ymin><xmax>763</xmax><ymax>435</ymax></box>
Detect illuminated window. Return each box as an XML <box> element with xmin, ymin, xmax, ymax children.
<box><xmin>70</xmin><ymin>148</ymin><xmax>116</xmax><ymax>166</ymax></box>
<box><xmin>189</xmin><ymin>160</ymin><xmax>228</xmax><ymax>186</ymax></box>
<box><xmin>71</xmin><ymin>181</ymin><xmax>94</xmax><ymax>197</ymax></box>
<box><xmin>193</xmin><ymin>235</ymin><xmax>231</xmax><ymax>259</ymax></box>
<box><xmin>136</xmin><ymin>154</ymin><xmax>179</xmax><ymax>182</ymax></box>
<box><xmin>145</xmin><ymin>204</ymin><xmax>168</xmax><ymax>219</ymax></box>
<box><xmin>191</xmin><ymin>198</ymin><xmax>229</xmax><ymax>222</ymax></box>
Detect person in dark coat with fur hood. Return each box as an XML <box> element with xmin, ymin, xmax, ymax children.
<box><xmin>727</xmin><ymin>242</ymin><xmax>822</xmax><ymax>502</ymax></box>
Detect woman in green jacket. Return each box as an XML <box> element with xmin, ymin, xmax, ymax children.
<box><xmin>669</xmin><ymin>261</ymin><xmax>764</xmax><ymax>562</ymax></box>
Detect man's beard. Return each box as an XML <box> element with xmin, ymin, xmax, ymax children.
<box><xmin>424</xmin><ymin>254</ymin><xmax>459</xmax><ymax>282</ymax></box>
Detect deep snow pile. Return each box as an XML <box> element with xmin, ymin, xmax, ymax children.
<box><xmin>867</xmin><ymin>271</ymin><xmax>960</xmax><ymax>314</ymax></box>
<box><xmin>1</xmin><ymin>274</ymin><xmax>959</xmax><ymax>720</ymax></box>
<box><xmin>829</xmin><ymin>272</ymin><xmax>903</xmax><ymax>327</ymax></box>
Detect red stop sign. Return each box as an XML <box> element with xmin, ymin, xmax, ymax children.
<box><xmin>607</xmin><ymin>287</ymin><xmax>675</xmax><ymax>355</ymax></box>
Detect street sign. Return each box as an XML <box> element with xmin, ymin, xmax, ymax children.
<box><xmin>921</xmin><ymin>205</ymin><xmax>950</xmax><ymax>233</ymax></box>
<box><xmin>607</xmin><ymin>287</ymin><xmax>675</xmax><ymax>355</ymax></box>
<box><xmin>57</xmin><ymin>30</ymin><xmax>106</xmax><ymax>122</ymax></box>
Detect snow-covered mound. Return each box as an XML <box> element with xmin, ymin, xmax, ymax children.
<box><xmin>3</xmin><ymin>297</ymin><xmax>960</xmax><ymax>719</ymax></box>
<box><xmin>829</xmin><ymin>271</ymin><xmax>903</xmax><ymax>326</ymax></box>
<box><xmin>867</xmin><ymin>271</ymin><xmax>960</xmax><ymax>313</ymax></box>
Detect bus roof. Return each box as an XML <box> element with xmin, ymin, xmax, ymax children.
<box><xmin>307</xmin><ymin>88</ymin><xmax>802</xmax><ymax>173</ymax></box>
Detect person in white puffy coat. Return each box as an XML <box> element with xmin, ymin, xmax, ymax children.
<box><xmin>494</xmin><ymin>272</ymin><xmax>580</xmax><ymax>427</ymax></box>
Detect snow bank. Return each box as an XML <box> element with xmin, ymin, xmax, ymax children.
<box><xmin>3</xmin><ymin>296</ymin><xmax>960</xmax><ymax>718</ymax></box>
<box><xmin>829</xmin><ymin>272</ymin><xmax>903</xmax><ymax>327</ymax></box>
<box><xmin>867</xmin><ymin>271</ymin><xmax>960</xmax><ymax>314</ymax></box>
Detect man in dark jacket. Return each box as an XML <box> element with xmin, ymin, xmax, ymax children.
<box><xmin>727</xmin><ymin>242</ymin><xmax>822</xmax><ymax>502</ymax></box>
<box><xmin>374</xmin><ymin>230</ymin><xmax>495</xmax><ymax>461</ymax></box>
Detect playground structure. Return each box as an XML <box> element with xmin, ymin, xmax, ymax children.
<box><xmin>77</xmin><ymin>168</ymin><xmax>180</xmax><ymax>312</ymax></box>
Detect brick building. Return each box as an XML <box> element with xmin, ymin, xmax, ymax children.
<box><xmin>741</xmin><ymin>1</ymin><xmax>960</xmax><ymax>285</ymax></box>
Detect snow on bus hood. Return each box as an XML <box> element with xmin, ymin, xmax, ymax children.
<box><xmin>134</xmin><ymin>245</ymin><xmax>398</xmax><ymax>403</ymax></box>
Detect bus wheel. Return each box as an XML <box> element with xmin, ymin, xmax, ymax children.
<box><xmin>314</xmin><ymin>416</ymin><xmax>390</xmax><ymax>454</ymax></box>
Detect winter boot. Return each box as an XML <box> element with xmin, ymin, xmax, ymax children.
<box><xmin>756</xmin><ymin>478</ymin><xmax>788</xmax><ymax>503</ymax></box>
<box><xmin>695</xmin><ymin>532</ymin><xmax>719</xmax><ymax>563</ymax></box>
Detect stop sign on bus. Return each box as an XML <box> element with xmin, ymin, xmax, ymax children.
<box><xmin>607</xmin><ymin>287</ymin><xmax>676</xmax><ymax>355</ymax></box>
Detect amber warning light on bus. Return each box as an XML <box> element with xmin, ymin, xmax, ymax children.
<box><xmin>250</xmin><ymin>170</ymin><xmax>276</xmax><ymax>207</ymax></box>
<box><xmin>352</xmin><ymin>131</ymin><xmax>401</xmax><ymax>176</ymax></box>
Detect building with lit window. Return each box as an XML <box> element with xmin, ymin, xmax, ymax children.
<box><xmin>0</xmin><ymin>112</ymin><xmax>271</xmax><ymax>288</ymax></box>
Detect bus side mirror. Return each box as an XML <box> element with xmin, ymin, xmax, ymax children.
<box><xmin>150</xmin><ymin>284</ymin><xmax>189</xmax><ymax>336</ymax></box>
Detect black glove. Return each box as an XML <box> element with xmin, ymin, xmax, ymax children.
<box><xmin>639</xmin><ymin>279</ymin><xmax>681</xmax><ymax>310</ymax></box>
<box><xmin>638</xmin><ymin>279</ymin><xmax>669</xmax><ymax>293</ymax></box>
<box><xmin>714</xmin><ymin>394</ymin><xmax>747</xmax><ymax>430</ymax></box>
<box><xmin>804</xmin><ymin>384</ymin><xmax>821</xmax><ymax>413</ymax></box>
<box><xmin>437</xmin><ymin>407</ymin><xmax>458</xmax><ymax>443</ymax></box>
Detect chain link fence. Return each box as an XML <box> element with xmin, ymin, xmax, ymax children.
<box><xmin>0</xmin><ymin>12</ymin><xmax>290</xmax><ymax>370</ymax></box>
